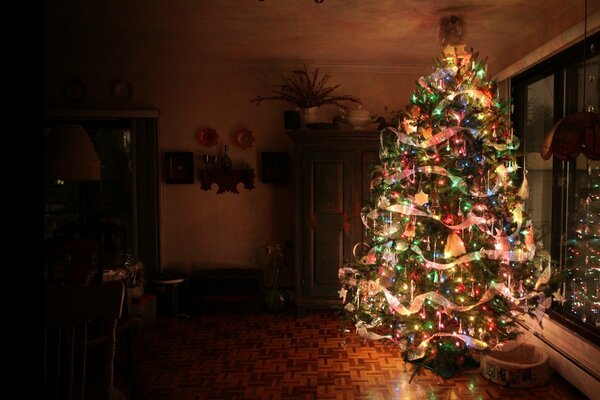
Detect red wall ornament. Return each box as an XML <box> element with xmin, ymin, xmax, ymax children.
<box><xmin>196</xmin><ymin>128</ymin><xmax>219</xmax><ymax>147</ymax></box>
<box><xmin>233</xmin><ymin>128</ymin><xmax>255</xmax><ymax>149</ymax></box>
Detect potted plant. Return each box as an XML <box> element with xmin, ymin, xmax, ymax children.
<box><xmin>251</xmin><ymin>65</ymin><xmax>360</xmax><ymax>127</ymax></box>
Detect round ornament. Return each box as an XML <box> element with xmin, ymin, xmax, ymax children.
<box><xmin>233</xmin><ymin>128</ymin><xmax>255</xmax><ymax>149</ymax></box>
<box><xmin>196</xmin><ymin>128</ymin><xmax>219</xmax><ymax>147</ymax></box>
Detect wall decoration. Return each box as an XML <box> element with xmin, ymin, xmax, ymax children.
<box><xmin>112</xmin><ymin>79</ymin><xmax>134</xmax><ymax>101</ymax></box>
<box><xmin>260</xmin><ymin>152</ymin><xmax>289</xmax><ymax>183</ymax></box>
<box><xmin>196</xmin><ymin>128</ymin><xmax>219</xmax><ymax>147</ymax></box>
<box><xmin>165</xmin><ymin>152</ymin><xmax>194</xmax><ymax>184</ymax></box>
<box><xmin>234</xmin><ymin>128</ymin><xmax>255</xmax><ymax>149</ymax></box>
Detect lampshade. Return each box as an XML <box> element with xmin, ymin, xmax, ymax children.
<box><xmin>540</xmin><ymin>111</ymin><xmax>600</xmax><ymax>161</ymax></box>
<box><xmin>44</xmin><ymin>124</ymin><xmax>101</xmax><ymax>181</ymax></box>
<box><xmin>540</xmin><ymin>0</ymin><xmax>600</xmax><ymax>162</ymax></box>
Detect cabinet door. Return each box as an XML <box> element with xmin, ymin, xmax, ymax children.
<box><xmin>360</xmin><ymin>150</ymin><xmax>379</xmax><ymax>245</ymax></box>
<box><xmin>301</xmin><ymin>150</ymin><xmax>354</xmax><ymax>299</ymax></box>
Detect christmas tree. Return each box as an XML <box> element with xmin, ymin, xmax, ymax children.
<box><xmin>338</xmin><ymin>16</ymin><xmax>553</xmax><ymax>378</ymax></box>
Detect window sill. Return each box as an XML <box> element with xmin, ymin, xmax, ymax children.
<box><xmin>520</xmin><ymin>312</ymin><xmax>600</xmax><ymax>398</ymax></box>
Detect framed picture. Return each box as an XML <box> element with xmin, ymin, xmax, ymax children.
<box><xmin>165</xmin><ymin>152</ymin><xmax>194</xmax><ymax>184</ymax></box>
<box><xmin>260</xmin><ymin>152</ymin><xmax>290</xmax><ymax>183</ymax></box>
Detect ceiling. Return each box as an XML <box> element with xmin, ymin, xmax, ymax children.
<box><xmin>45</xmin><ymin>0</ymin><xmax>600</xmax><ymax>75</ymax></box>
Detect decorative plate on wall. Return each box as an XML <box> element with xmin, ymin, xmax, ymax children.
<box><xmin>233</xmin><ymin>128</ymin><xmax>255</xmax><ymax>149</ymax></box>
<box><xmin>113</xmin><ymin>79</ymin><xmax>134</xmax><ymax>101</ymax></box>
<box><xmin>196</xmin><ymin>127</ymin><xmax>219</xmax><ymax>147</ymax></box>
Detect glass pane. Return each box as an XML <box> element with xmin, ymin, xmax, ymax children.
<box><xmin>578</xmin><ymin>53</ymin><xmax>600</xmax><ymax>113</ymax></box>
<box><xmin>563</xmin><ymin>158</ymin><xmax>600</xmax><ymax>328</ymax></box>
<box><xmin>524</xmin><ymin>75</ymin><xmax>554</xmax><ymax>250</ymax></box>
<box><xmin>44</xmin><ymin>121</ymin><xmax>135</xmax><ymax>282</ymax></box>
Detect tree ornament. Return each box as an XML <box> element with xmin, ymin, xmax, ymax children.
<box><xmin>403</xmin><ymin>220</ymin><xmax>416</xmax><ymax>239</ymax></box>
<box><xmin>414</xmin><ymin>190</ymin><xmax>430</xmax><ymax>206</ymax></box>
<box><xmin>411</xmin><ymin>105</ymin><xmax>422</xmax><ymax>117</ymax></box>
<box><xmin>472</xmin><ymin>174</ymin><xmax>486</xmax><ymax>194</ymax></box>
<box><xmin>518</xmin><ymin>174</ymin><xmax>529</xmax><ymax>199</ymax></box>
<box><xmin>402</xmin><ymin>118</ymin><xmax>417</xmax><ymax>134</ymax></box>
<box><xmin>444</xmin><ymin>231</ymin><xmax>467</xmax><ymax>258</ymax></box>
<box><xmin>494</xmin><ymin>231</ymin><xmax>510</xmax><ymax>252</ymax></box>
<box><xmin>420</xmin><ymin>126</ymin><xmax>433</xmax><ymax>139</ymax></box>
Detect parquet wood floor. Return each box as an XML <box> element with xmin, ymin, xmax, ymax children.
<box><xmin>130</xmin><ymin>311</ymin><xmax>588</xmax><ymax>400</ymax></box>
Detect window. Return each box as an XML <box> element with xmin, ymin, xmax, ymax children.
<box><xmin>44</xmin><ymin>121</ymin><xmax>134</xmax><ymax>257</ymax></box>
<box><xmin>44</xmin><ymin>113</ymin><xmax>160</xmax><ymax>282</ymax></box>
<box><xmin>511</xmin><ymin>32</ymin><xmax>600</xmax><ymax>344</ymax></box>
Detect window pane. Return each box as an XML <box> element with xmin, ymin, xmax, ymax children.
<box><xmin>524</xmin><ymin>75</ymin><xmax>554</xmax><ymax>250</ymax></box>
<box><xmin>44</xmin><ymin>121</ymin><xmax>135</xmax><ymax>282</ymax></box>
<box><xmin>578</xmin><ymin>53</ymin><xmax>600</xmax><ymax>113</ymax></box>
<box><xmin>563</xmin><ymin>159</ymin><xmax>600</xmax><ymax>328</ymax></box>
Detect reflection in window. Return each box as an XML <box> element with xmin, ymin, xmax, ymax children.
<box><xmin>563</xmin><ymin>160</ymin><xmax>600</xmax><ymax>327</ymax></box>
<box><xmin>513</xmin><ymin>33</ymin><xmax>600</xmax><ymax>340</ymax></box>
<box><xmin>44</xmin><ymin>121</ymin><xmax>135</xmax><ymax>282</ymax></box>
<box><xmin>578</xmin><ymin>54</ymin><xmax>600</xmax><ymax>113</ymax></box>
<box><xmin>524</xmin><ymin>75</ymin><xmax>554</xmax><ymax>251</ymax></box>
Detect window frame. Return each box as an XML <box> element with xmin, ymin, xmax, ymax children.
<box><xmin>44</xmin><ymin>110</ymin><xmax>160</xmax><ymax>279</ymax></box>
<box><xmin>510</xmin><ymin>31</ymin><xmax>600</xmax><ymax>346</ymax></box>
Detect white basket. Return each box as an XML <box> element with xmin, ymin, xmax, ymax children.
<box><xmin>480</xmin><ymin>343</ymin><xmax>549</xmax><ymax>388</ymax></box>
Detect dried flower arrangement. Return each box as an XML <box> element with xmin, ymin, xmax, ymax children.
<box><xmin>251</xmin><ymin>65</ymin><xmax>360</xmax><ymax>110</ymax></box>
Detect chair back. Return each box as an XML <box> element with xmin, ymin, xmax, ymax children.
<box><xmin>45</xmin><ymin>281</ymin><xmax>124</xmax><ymax>400</ymax></box>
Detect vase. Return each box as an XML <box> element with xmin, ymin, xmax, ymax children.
<box><xmin>301</xmin><ymin>107</ymin><xmax>323</xmax><ymax>126</ymax></box>
<box><xmin>341</xmin><ymin>106</ymin><xmax>372</xmax><ymax>130</ymax></box>
<box><xmin>220</xmin><ymin>144</ymin><xmax>232</xmax><ymax>170</ymax></box>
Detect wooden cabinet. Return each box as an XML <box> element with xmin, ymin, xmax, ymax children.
<box><xmin>288</xmin><ymin>130</ymin><xmax>380</xmax><ymax>313</ymax></box>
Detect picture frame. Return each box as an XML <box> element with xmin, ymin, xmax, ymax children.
<box><xmin>165</xmin><ymin>152</ymin><xmax>194</xmax><ymax>184</ymax></box>
<box><xmin>260</xmin><ymin>152</ymin><xmax>290</xmax><ymax>184</ymax></box>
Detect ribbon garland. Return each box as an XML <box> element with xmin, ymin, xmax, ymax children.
<box><xmin>365</xmin><ymin>205</ymin><xmax>487</xmax><ymax>232</ymax></box>
<box><xmin>342</xmin><ymin>263</ymin><xmax>550</xmax><ymax>319</ymax></box>
<box><xmin>479</xmin><ymin>248</ymin><xmax>535</xmax><ymax>263</ymax></box>
<box><xmin>363</xmin><ymin>198</ymin><xmax>525</xmax><ymax>245</ymax></box>
<box><xmin>355</xmin><ymin>320</ymin><xmax>392</xmax><ymax>341</ymax></box>
<box><xmin>412</xmin><ymin>245</ymin><xmax>480</xmax><ymax>270</ymax></box>
<box><xmin>432</xmin><ymin>89</ymin><xmax>494</xmax><ymax>117</ymax></box>
<box><xmin>337</xmin><ymin>261</ymin><xmax>552</xmax><ymax>357</ymax></box>
<box><xmin>385</xmin><ymin>126</ymin><xmax>478</xmax><ymax>150</ymax></box>
<box><xmin>342</xmin><ymin>261</ymin><xmax>550</xmax><ymax>315</ymax></box>
<box><xmin>380</xmin><ymin>165</ymin><xmax>469</xmax><ymax>194</ymax></box>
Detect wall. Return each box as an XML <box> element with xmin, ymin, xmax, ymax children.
<box><xmin>44</xmin><ymin>62</ymin><xmax>420</xmax><ymax>285</ymax></box>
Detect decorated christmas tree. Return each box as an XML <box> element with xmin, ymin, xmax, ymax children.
<box><xmin>338</xmin><ymin>16</ymin><xmax>553</xmax><ymax>378</ymax></box>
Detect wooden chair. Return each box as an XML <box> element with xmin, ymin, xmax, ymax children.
<box><xmin>45</xmin><ymin>281</ymin><xmax>127</xmax><ymax>400</ymax></box>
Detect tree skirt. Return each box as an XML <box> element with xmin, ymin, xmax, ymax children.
<box><xmin>480</xmin><ymin>343</ymin><xmax>549</xmax><ymax>388</ymax></box>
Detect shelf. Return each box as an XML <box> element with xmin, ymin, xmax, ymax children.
<box><xmin>198</xmin><ymin>169</ymin><xmax>255</xmax><ymax>194</ymax></box>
